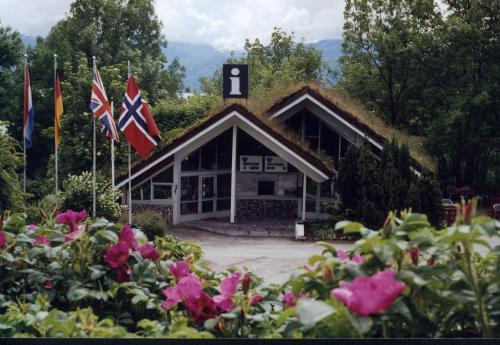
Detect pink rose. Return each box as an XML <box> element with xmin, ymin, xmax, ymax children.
<box><xmin>138</xmin><ymin>243</ymin><xmax>160</xmax><ymax>260</ymax></box>
<box><xmin>27</xmin><ymin>224</ymin><xmax>38</xmax><ymax>234</ymax></box>
<box><xmin>250</xmin><ymin>294</ymin><xmax>264</xmax><ymax>306</ymax></box>
<box><xmin>56</xmin><ymin>210</ymin><xmax>87</xmax><ymax>232</ymax></box>
<box><xmin>331</xmin><ymin>269</ymin><xmax>406</xmax><ymax>316</ymax></box>
<box><xmin>119</xmin><ymin>225</ymin><xmax>138</xmax><ymax>250</ymax></box>
<box><xmin>0</xmin><ymin>231</ymin><xmax>6</xmax><ymax>248</ymax></box>
<box><xmin>168</xmin><ymin>261</ymin><xmax>190</xmax><ymax>281</ymax></box>
<box><xmin>34</xmin><ymin>235</ymin><xmax>50</xmax><ymax>247</ymax></box>
<box><xmin>283</xmin><ymin>292</ymin><xmax>305</xmax><ymax>307</ymax></box>
<box><xmin>43</xmin><ymin>280</ymin><xmax>54</xmax><ymax>289</ymax></box>
<box><xmin>104</xmin><ymin>242</ymin><xmax>130</xmax><ymax>269</ymax></box>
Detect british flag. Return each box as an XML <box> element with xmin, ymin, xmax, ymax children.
<box><xmin>118</xmin><ymin>75</ymin><xmax>160</xmax><ymax>159</ymax></box>
<box><xmin>90</xmin><ymin>67</ymin><xmax>119</xmax><ymax>142</ymax></box>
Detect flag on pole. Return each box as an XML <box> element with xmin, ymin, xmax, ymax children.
<box><xmin>118</xmin><ymin>75</ymin><xmax>160</xmax><ymax>159</ymax></box>
<box><xmin>23</xmin><ymin>64</ymin><xmax>35</xmax><ymax>149</ymax></box>
<box><xmin>90</xmin><ymin>67</ymin><xmax>119</xmax><ymax>142</ymax></box>
<box><xmin>54</xmin><ymin>73</ymin><xmax>63</xmax><ymax>146</ymax></box>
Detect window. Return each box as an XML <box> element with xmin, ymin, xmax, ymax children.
<box><xmin>153</xmin><ymin>185</ymin><xmax>172</xmax><ymax>199</ymax></box>
<box><xmin>182</xmin><ymin>150</ymin><xmax>200</xmax><ymax>171</ymax></box>
<box><xmin>258</xmin><ymin>181</ymin><xmax>275</xmax><ymax>195</ymax></box>
<box><xmin>216</xmin><ymin>129</ymin><xmax>232</xmax><ymax>169</ymax></box>
<box><xmin>201</xmin><ymin>140</ymin><xmax>217</xmax><ymax>170</ymax></box>
<box><xmin>132</xmin><ymin>182</ymin><xmax>151</xmax><ymax>200</ymax></box>
<box><xmin>151</xmin><ymin>166</ymin><xmax>173</xmax><ymax>201</ymax></box>
<box><xmin>180</xmin><ymin>176</ymin><xmax>198</xmax><ymax>215</ymax></box>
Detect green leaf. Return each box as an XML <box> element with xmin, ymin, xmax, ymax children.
<box><xmin>347</xmin><ymin>313</ymin><xmax>373</xmax><ymax>334</ymax></box>
<box><xmin>94</xmin><ymin>230</ymin><xmax>119</xmax><ymax>244</ymax></box>
<box><xmin>391</xmin><ymin>300</ymin><xmax>412</xmax><ymax>321</ymax></box>
<box><xmin>296</xmin><ymin>299</ymin><xmax>335</xmax><ymax>328</ymax></box>
<box><xmin>276</xmin><ymin>306</ymin><xmax>297</xmax><ymax>326</ymax></box>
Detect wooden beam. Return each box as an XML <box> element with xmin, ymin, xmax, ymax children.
<box><xmin>230</xmin><ymin>125</ymin><xmax>237</xmax><ymax>223</ymax></box>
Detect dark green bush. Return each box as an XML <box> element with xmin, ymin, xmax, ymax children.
<box><xmin>131</xmin><ymin>209</ymin><xmax>167</xmax><ymax>240</ymax></box>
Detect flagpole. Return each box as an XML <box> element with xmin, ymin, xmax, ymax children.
<box><xmin>127</xmin><ymin>60</ymin><xmax>132</xmax><ymax>224</ymax></box>
<box><xmin>54</xmin><ymin>54</ymin><xmax>59</xmax><ymax>198</ymax></box>
<box><xmin>110</xmin><ymin>99</ymin><xmax>115</xmax><ymax>188</ymax></box>
<box><xmin>92</xmin><ymin>56</ymin><xmax>97</xmax><ymax>218</ymax></box>
<box><xmin>23</xmin><ymin>54</ymin><xmax>27</xmax><ymax>196</ymax></box>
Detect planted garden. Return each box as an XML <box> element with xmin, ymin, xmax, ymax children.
<box><xmin>0</xmin><ymin>201</ymin><xmax>499</xmax><ymax>338</ymax></box>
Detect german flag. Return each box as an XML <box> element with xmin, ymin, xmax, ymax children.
<box><xmin>54</xmin><ymin>73</ymin><xmax>63</xmax><ymax>146</ymax></box>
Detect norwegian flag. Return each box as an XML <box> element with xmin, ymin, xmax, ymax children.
<box><xmin>118</xmin><ymin>75</ymin><xmax>160</xmax><ymax>159</ymax></box>
<box><xmin>90</xmin><ymin>67</ymin><xmax>119</xmax><ymax>142</ymax></box>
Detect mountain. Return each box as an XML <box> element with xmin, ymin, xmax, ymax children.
<box><xmin>20</xmin><ymin>34</ymin><xmax>37</xmax><ymax>47</ymax></box>
<box><xmin>165</xmin><ymin>39</ymin><xmax>343</xmax><ymax>91</ymax></box>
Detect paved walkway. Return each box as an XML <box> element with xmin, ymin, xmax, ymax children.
<box><xmin>169</xmin><ymin>226</ymin><xmax>354</xmax><ymax>285</ymax></box>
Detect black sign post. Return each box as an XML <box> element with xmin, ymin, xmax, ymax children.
<box><xmin>223</xmin><ymin>64</ymin><xmax>248</xmax><ymax>99</ymax></box>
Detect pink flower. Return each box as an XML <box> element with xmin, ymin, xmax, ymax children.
<box><xmin>186</xmin><ymin>292</ymin><xmax>217</xmax><ymax>325</ymax></box>
<box><xmin>119</xmin><ymin>225</ymin><xmax>138</xmax><ymax>250</ymax></box>
<box><xmin>351</xmin><ymin>255</ymin><xmax>364</xmax><ymax>264</ymax></box>
<box><xmin>169</xmin><ymin>261</ymin><xmax>190</xmax><ymax>281</ymax></box>
<box><xmin>56</xmin><ymin>210</ymin><xmax>87</xmax><ymax>232</ymax></box>
<box><xmin>250</xmin><ymin>294</ymin><xmax>264</xmax><ymax>306</ymax></box>
<box><xmin>283</xmin><ymin>293</ymin><xmax>305</xmax><ymax>307</ymax></box>
<box><xmin>104</xmin><ymin>242</ymin><xmax>130</xmax><ymax>269</ymax></box>
<box><xmin>116</xmin><ymin>266</ymin><xmax>131</xmax><ymax>283</ymax></box>
<box><xmin>331</xmin><ymin>270</ymin><xmax>406</xmax><ymax>316</ymax></box>
<box><xmin>0</xmin><ymin>231</ymin><xmax>6</xmax><ymax>248</ymax></box>
<box><xmin>162</xmin><ymin>286</ymin><xmax>182</xmax><ymax>310</ymax></box>
<box><xmin>34</xmin><ymin>235</ymin><xmax>50</xmax><ymax>247</ymax></box>
<box><xmin>43</xmin><ymin>280</ymin><xmax>54</xmax><ymax>289</ymax></box>
<box><xmin>64</xmin><ymin>228</ymin><xmax>83</xmax><ymax>242</ymax></box>
<box><xmin>178</xmin><ymin>274</ymin><xmax>203</xmax><ymax>300</ymax></box>
<box><xmin>27</xmin><ymin>224</ymin><xmax>38</xmax><ymax>234</ymax></box>
<box><xmin>337</xmin><ymin>250</ymin><xmax>349</xmax><ymax>260</ymax></box>
<box><xmin>138</xmin><ymin>243</ymin><xmax>160</xmax><ymax>260</ymax></box>
<box><xmin>213</xmin><ymin>272</ymin><xmax>240</xmax><ymax>312</ymax></box>
<box><xmin>409</xmin><ymin>247</ymin><xmax>419</xmax><ymax>265</ymax></box>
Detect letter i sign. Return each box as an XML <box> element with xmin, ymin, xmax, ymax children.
<box><xmin>223</xmin><ymin>64</ymin><xmax>248</xmax><ymax>99</ymax></box>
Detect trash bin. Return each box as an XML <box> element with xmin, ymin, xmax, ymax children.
<box><xmin>295</xmin><ymin>220</ymin><xmax>305</xmax><ymax>239</ymax></box>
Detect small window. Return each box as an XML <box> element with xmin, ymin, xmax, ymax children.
<box><xmin>258</xmin><ymin>181</ymin><xmax>275</xmax><ymax>196</ymax></box>
<box><xmin>182</xmin><ymin>150</ymin><xmax>200</xmax><ymax>171</ymax></box>
<box><xmin>132</xmin><ymin>182</ymin><xmax>151</xmax><ymax>200</ymax></box>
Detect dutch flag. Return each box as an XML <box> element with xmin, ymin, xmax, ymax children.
<box><xmin>23</xmin><ymin>64</ymin><xmax>35</xmax><ymax>149</ymax></box>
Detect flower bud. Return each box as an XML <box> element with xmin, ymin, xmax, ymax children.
<box><xmin>242</xmin><ymin>273</ymin><xmax>251</xmax><ymax>293</ymax></box>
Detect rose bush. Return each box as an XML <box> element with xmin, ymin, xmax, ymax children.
<box><xmin>0</xmin><ymin>200</ymin><xmax>499</xmax><ymax>338</ymax></box>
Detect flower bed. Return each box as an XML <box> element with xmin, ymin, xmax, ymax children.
<box><xmin>0</xmin><ymin>201</ymin><xmax>499</xmax><ymax>338</ymax></box>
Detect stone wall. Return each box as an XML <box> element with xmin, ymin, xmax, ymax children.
<box><xmin>131</xmin><ymin>203</ymin><xmax>173</xmax><ymax>225</ymax></box>
<box><xmin>236</xmin><ymin>199</ymin><xmax>298</xmax><ymax>218</ymax></box>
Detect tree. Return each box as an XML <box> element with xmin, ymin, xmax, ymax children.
<box><xmin>200</xmin><ymin>28</ymin><xmax>330</xmax><ymax>96</ymax></box>
<box><xmin>0</xmin><ymin>127</ymin><xmax>22</xmax><ymax>212</ymax></box>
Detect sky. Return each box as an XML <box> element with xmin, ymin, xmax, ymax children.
<box><xmin>0</xmin><ymin>0</ymin><xmax>345</xmax><ymax>50</ymax></box>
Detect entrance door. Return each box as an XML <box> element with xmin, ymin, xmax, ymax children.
<box><xmin>201</xmin><ymin>175</ymin><xmax>216</xmax><ymax>213</ymax></box>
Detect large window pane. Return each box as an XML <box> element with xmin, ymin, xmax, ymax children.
<box><xmin>181</xmin><ymin>176</ymin><xmax>198</xmax><ymax>202</ymax></box>
<box><xmin>153</xmin><ymin>184</ymin><xmax>172</xmax><ymax>199</ymax></box>
<box><xmin>217</xmin><ymin>174</ymin><xmax>231</xmax><ymax>198</ymax></box>
<box><xmin>181</xmin><ymin>150</ymin><xmax>200</xmax><ymax>171</ymax></box>
<box><xmin>201</xmin><ymin>140</ymin><xmax>217</xmax><ymax>170</ymax></box>
<box><xmin>153</xmin><ymin>166</ymin><xmax>173</xmax><ymax>183</ymax></box>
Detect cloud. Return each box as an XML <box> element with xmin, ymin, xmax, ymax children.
<box><xmin>0</xmin><ymin>0</ymin><xmax>344</xmax><ymax>49</ymax></box>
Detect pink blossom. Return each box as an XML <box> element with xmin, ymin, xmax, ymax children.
<box><xmin>177</xmin><ymin>274</ymin><xmax>203</xmax><ymax>300</ymax></box>
<box><xmin>250</xmin><ymin>294</ymin><xmax>264</xmax><ymax>306</ymax></box>
<box><xmin>186</xmin><ymin>292</ymin><xmax>217</xmax><ymax>325</ymax></box>
<box><xmin>43</xmin><ymin>280</ymin><xmax>54</xmax><ymax>289</ymax></box>
<box><xmin>283</xmin><ymin>293</ymin><xmax>305</xmax><ymax>307</ymax></box>
<box><xmin>56</xmin><ymin>210</ymin><xmax>87</xmax><ymax>232</ymax></box>
<box><xmin>34</xmin><ymin>235</ymin><xmax>50</xmax><ymax>247</ymax></box>
<box><xmin>161</xmin><ymin>286</ymin><xmax>182</xmax><ymax>310</ymax></box>
<box><xmin>242</xmin><ymin>273</ymin><xmax>251</xmax><ymax>293</ymax></box>
<box><xmin>351</xmin><ymin>255</ymin><xmax>365</xmax><ymax>264</ymax></box>
<box><xmin>138</xmin><ymin>243</ymin><xmax>160</xmax><ymax>260</ymax></box>
<box><xmin>169</xmin><ymin>261</ymin><xmax>190</xmax><ymax>281</ymax></box>
<box><xmin>331</xmin><ymin>269</ymin><xmax>406</xmax><ymax>316</ymax></box>
<box><xmin>337</xmin><ymin>250</ymin><xmax>349</xmax><ymax>260</ymax></box>
<box><xmin>119</xmin><ymin>225</ymin><xmax>138</xmax><ymax>250</ymax></box>
<box><xmin>0</xmin><ymin>231</ymin><xmax>6</xmax><ymax>248</ymax></box>
<box><xmin>409</xmin><ymin>247</ymin><xmax>419</xmax><ymax>265</ymax></box>
<box><xmin>213</xmin><ymin>272</ymin><xmax>240</xmax><ymax>312</ymax></box>
<box><xmin>27</xmin><ymin>224</ymin><xmax>38</xmax><ymax>234</ymax></box>
<box><xmin>64</xmin><ymin>228</ymin><xmax>83</xmax><ymax>242</ymax></box>
<box><xmin>104</xmin><ymin>242</ymin><xmax>130</xmax><ymax>269</ymax></box>
<box><xmin>116</xmin><ymin>266</ymin><xmax>131</xmax><ymax>283</ymax></box>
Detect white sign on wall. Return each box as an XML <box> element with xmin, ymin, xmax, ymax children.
<box><xmin>264</xmin><ymin>156</ymin><xmax>288</xmax><ymax>173</ymax></box>
<box><xmin>240</xmin><ymin>155</ymin><xmax>262</xmax><ymax>172</ymax></box>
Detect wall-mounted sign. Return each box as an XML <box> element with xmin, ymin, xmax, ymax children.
<box><xmin>223</xmin><ymin>64</ymin><xmax>248</xmax><ymax>99</ymax></box>
<box><xmin>240</xmin><ymin>155</ymin><xmax>262</xmax><ymax>172</ymax></box>
<box><xmin>264</xmin><ymin>156</ymin><xmax>288</xmax><ymax>173</ymax></box>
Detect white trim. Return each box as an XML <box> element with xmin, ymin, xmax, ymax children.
<box><xmin>116</xmin><ymin>110</ymin><xmax>330</xmax><ymax>188</ymax></box>
<box><xmin>270</xmin><ymin>93</ymin><xmax>383</xmax><ymax>150</ymax></box>
<box><xmin>230</xmin><ymin>125</ymin><xmax>237</xmax><ymax>223</ymax></box>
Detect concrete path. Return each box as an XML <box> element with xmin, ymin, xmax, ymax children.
<box><xmin>169</xmin><ymin>227</ymin><xmax>354</xmax><ymax>285</ymax></box>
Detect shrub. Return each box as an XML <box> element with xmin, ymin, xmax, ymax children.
<box><xmin>61</xmin><ymin>171</ymin><xmax>126</xmax><ymax>220</ymax></box>
<box><xmin>131</xmin><ymin>210</ymin><xmax>167</xmax><ymax>240</ymax></box>
<box><xmin>0</xmin><ymin>128</ymin><xmax>22</xmax><ymax>212</ymax></box>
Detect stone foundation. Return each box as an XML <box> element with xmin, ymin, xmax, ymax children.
<box><xmin>131</xmin><ymin>203</ymin><xmax>173</xmax><ymax>225</ymax></box>
<box><xmin>236</xmin><ymin>199</ymin><xmax>298</xmax><ymax>218</ymax></box>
